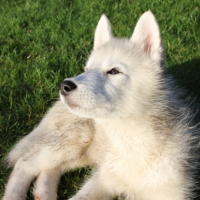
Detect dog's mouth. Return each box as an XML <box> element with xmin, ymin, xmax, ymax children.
<box><xmin>60</xmin><ymin>92</ymin><xmax>80</xmax><ymax>109</ymax></box>
<box><xmin>66</xmin><ymin>101</ymin><xmax>79</xmax><ymax>109</ymax></box>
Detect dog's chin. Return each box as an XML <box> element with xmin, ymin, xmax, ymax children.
<box><xmin>66</xmin><ymin>101</ymin><xmax>80</xmax><ymax>109</ymax></box>
<box><xmin>64</xmin><ymin>103</ymin><xmax>95</xmax><ymax>118</ymax></box>
<box><xmin>60</xmin><ymin>93</ymin><xmax>115</xmax><ymax>119</ymax></box>
<box><xmin>60</xmin><ymin>98</ymin><xmax>108</xmax><ymax>119</ymax></box>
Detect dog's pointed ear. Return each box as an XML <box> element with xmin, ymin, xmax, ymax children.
<box><xmin>130</xmin><ymin>11</ymin><xmax>163</xmax><ymax>61</ymax></box>
<box><xmin>94</xmin><ymin>14</ymin><xmax>113</xmax><ymax>50</ymax></box>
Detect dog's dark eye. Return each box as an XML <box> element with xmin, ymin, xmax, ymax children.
<box><xmin>107</xmin><ymin>68</ymin><xmax>120</xmax><ymax>75</ymax></box>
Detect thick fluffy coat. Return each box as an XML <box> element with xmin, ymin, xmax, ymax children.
<box><xmin>3</xmin><ymin>11</ymin><xmax>199</xmax><ymax>200</ymax></box>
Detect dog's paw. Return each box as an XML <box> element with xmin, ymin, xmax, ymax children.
<box><xmin>33</xmin><ymin>192</ymin><xmax>57</xmax><ymax>200</ymax></box>
<box><xmin>34</xmin><ymin>196</ymin><xmax>41</xmax><ymax>200</ymax></box>
<box><xmin>33</xmin><ymin>189</ymin><xmax>57</xmax><ymax>200</ymax></box>
<box><xmin>68</xmin><ymin>195</ymin><xmax>89</xmax><ymax>200</ymax></box>
<box><xmin>68</xmin><ymin>196</ymin><xmax>82</xmax><ymax>200</ymax></box>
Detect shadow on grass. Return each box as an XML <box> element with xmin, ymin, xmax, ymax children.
<box><xmin>167</xmin><ymin>58</ymin><xmax>200</xmax><ymax>123</ymax></box>
<box><xmin>167</xmin><ymin>58</ymin><xmax>200</xmax><ymax>200</ymax></box>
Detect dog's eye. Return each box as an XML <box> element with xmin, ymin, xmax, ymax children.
<box><xmin>107</xmin><ymin>68</ymin><xmax>120</xmax><ymax>75</ymax></box>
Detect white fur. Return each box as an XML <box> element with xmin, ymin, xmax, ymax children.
<box><xmin>94</xmin><ymin>14</ymin><xmax>113</xmax><ymax>50</ymax></box>
<box><xmin>2</xmin><ymin>11</ymin><xmax>198</xmax><ymax>200</ymax></box>
<box><xmin>131</xmin><ymin>11</ymin><xmax>163</xmax><ymax>61</ymax></box>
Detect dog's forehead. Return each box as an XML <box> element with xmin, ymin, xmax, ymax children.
<box><xmin>87</xmin><ymin>38</ymin><xmax>132</xmax><ymax>69</ymax></box>
<box><xmin>87</xmin><ymin>56</ymin><xmax>112</xmax><ymax>70</ymax></box>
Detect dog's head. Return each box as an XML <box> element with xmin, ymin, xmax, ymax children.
<box><xmin>60</xmin><ymin>11</ymin><xmax>164</xmax><ymax>119</ymax></box>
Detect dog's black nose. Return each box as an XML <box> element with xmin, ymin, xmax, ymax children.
<box><xmin>60</xmin><ymin>80</ymin><xmax>77</xmax><ymax>96</ymax></box>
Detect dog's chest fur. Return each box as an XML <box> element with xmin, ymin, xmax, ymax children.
<box><xmin>91</xmin><ymin>118</ymin><xmax>184</xmax><ymax>196</ymax></box>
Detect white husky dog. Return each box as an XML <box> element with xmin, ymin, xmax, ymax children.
<box><xmin>2</xmin><ymin>11</ymin><xmax>199</xmax><ymax>200</ymax></box>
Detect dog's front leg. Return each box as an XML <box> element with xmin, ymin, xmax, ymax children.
<box><xmin>2</xmin><ymin>157</ymin><xmax>39</xmax><ymax>200</ymax></box>
<box><xmin>69</xmin><ymin>171</ymin><xmax>113</xmax><ymax>200</ymax></box>
<box><xmin>33</xmin><ymin>169</ymin><xmax>61</xmax><ymax>200</ymax></box>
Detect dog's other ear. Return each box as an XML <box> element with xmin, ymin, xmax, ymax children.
<box><xmin>130</xmin><ymin>11</ymin><xmax>163</xmax><ymax>61</ymax></box>
<box><xmin>94</xmin><ymin>14</ymin><xmax>113</xmax><ymax>50</ymax></box>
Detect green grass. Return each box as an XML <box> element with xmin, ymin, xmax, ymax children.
<box><xmin>0</xmin><ymin>0</ymin><xmax>200</xmax><ymax>199</ymax></box>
